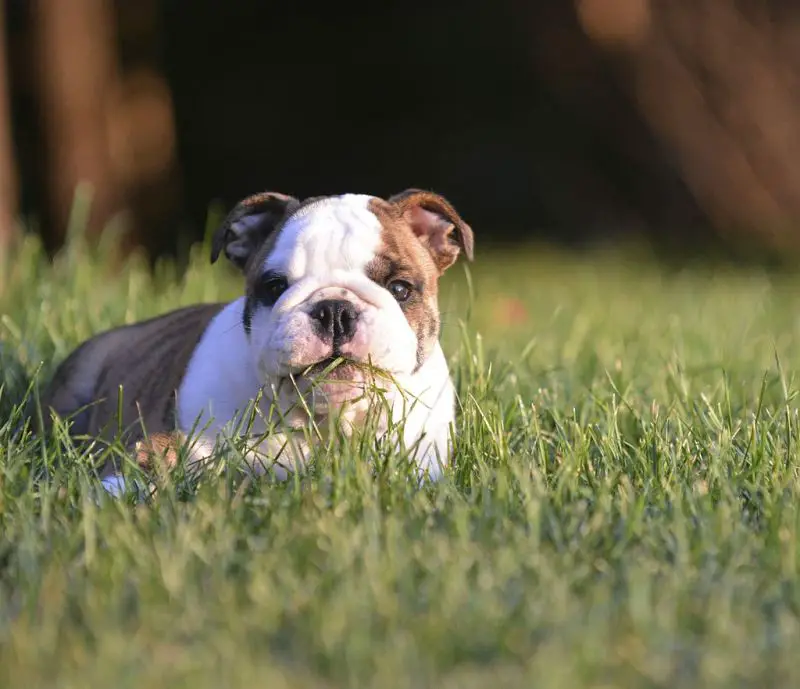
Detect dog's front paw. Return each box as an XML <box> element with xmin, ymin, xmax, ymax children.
<box><xmin>134</xmin><ymin>431</ymin><xmax>184</xmax><ymax>472</ymax></box>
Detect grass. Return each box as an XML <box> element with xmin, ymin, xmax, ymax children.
<box><xmin>2</xmin><ymin>233</ymin><xmax>800</xmax><ymax>688</ymax></box>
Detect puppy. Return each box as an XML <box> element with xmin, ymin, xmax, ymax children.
<box><xmin>39</xmin><ymin>189</ymin><xmax>474</xmax><ymax>493</ymax></box>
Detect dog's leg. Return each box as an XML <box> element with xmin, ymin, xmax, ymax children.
<box><xmin>98</xmin><ymin>431</ymin><xmax>183</xmax><ymax>498</ymax></box>
<box><xmin>134</xmin><ymin>432</ymin><xmax>182</xmax><ymax>471</ymax></box>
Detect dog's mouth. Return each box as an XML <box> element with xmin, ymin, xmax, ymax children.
<box><xmin>297</xmin><ymin>357</ymin><xmax>359</xmax><ymax>380</ymax></box>
<box><xmin>283</xmin><ymin>357</ymin><xmax>392</xmax><ymax>408</ymax></box>
<box><xmin>292</xmin><ymin>356</ymin><xmax>391</xmax><ymax>379</ymax></box>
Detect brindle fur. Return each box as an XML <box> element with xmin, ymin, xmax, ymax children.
<box><xmin>39</xmin><ymin>303</ymin><xmax>223</xmax><ymax>473</ymax></box>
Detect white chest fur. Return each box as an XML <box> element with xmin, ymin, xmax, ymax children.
<box><xmin>174</xmin><ymin>299</ymin><xmax>456</xmax><ymax>480</ymax></box>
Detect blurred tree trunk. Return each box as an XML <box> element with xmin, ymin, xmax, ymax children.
<box><xmin>0</xmin><ymin>1</ymin><xmax>18</xmax><ymax>257</ymax></box>
<box><xmin>33</xmin><ymin>0</ymin><xmax>123</xmax><ymax>250</ymax></box>
<box><xmin>627</xmin><ymin>0</ymin><xmax>800</xmax><ymax>251</ymax></box>
<box><xmin>518</xmin><ymin>0</ymin><xmax>800</xmax><ymax>254</ymax></box>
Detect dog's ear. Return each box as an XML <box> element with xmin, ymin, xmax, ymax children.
<box><xmin>211</xmin><ymin>191</ymin><xmax>299</xmax><ymax>270</ymax></box>
<box><xmin>388</xmin><ymin>189</ymin><xmax>474</xmax><ymax>273</ymax></box>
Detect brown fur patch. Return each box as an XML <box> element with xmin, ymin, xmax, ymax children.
<box><xmin>135</xmin><ymin>431</ymin><xmax>183</xmax><ymax>472</ymax></box>
<box><xmin>367</xmin><ymin>199</ymin><xmax>442</xmax><ymax>370</ymax></box>
<box><xmin>387</xmin><ymin>189</ymin><xmax>474</xmax><ymax>272</ymax></box>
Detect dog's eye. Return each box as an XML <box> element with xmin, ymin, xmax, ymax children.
<box><xmin>388</xmin><ymin>280</ymin><xmax>412</xmax><ymax>303</ymax></box>
<box><xmin>254</xmin><ymin>275</ymin><xmax>289</xmax><ymax>306</ymax></box>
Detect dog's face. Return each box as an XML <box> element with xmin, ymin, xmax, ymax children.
<box><xmin>211</xmin><ymin>190</ymin><xmax>473</xmax><ymax>418</ymax></box>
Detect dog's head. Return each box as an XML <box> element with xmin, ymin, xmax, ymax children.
<box><xmin>211</xmin><ymin>189</ymin><xmax>473</xmax><ymax>417</ymax></box>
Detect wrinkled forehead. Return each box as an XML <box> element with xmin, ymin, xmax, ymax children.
<box><xmin>263</xmin><ymin>194</ymin><xmax>383</xmax><ymax>279</ymax></box>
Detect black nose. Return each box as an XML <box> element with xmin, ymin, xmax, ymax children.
<box><xmin>310</xmin><ymin>300</ymin><xmax>358</xmax><ymax>346</ymax></box>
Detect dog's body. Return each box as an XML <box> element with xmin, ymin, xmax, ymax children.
<box><xmin>40</xmin><ymin>190</ymin><xmax>473</xmax><ymax>491</ymax></box>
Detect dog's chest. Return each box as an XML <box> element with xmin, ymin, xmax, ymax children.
<box><xmin>176</xmin><ymin>298</ymin><xmax>261</xmax><ymax>433</ymax></box>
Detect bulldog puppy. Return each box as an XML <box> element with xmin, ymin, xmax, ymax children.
<box><xmin>39</xmin><ymin>189</ymin><xmax>474</xmax><ymax>494</ymax></box>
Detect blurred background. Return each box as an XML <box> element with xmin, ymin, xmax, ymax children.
<box><xmin>2</xmin><ymin>0</ymin><xmax>800</xmax><ymax>264</ymax></box>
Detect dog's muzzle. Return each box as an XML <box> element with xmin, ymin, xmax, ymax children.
<box><xmin>308</xmin><ymin>299</ymin><xmax>359</xmax><ymax>351</ymax></box>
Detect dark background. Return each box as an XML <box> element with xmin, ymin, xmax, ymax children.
<box><xmin>2</xmin><ymin>0</ymin><xmax>800</xmax><ymax>263</ymax></box>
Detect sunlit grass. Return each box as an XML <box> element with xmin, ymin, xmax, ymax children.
<box><xmin>2</xmin><ymin>232</ymin><xmax>800</xmax><ymax>688</ymax></box>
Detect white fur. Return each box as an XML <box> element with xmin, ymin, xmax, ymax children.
<box><xmin>172</xmin><ymin>299</ymin><xmax>455</xmax><ymax>481</ymax></box>
<box><xmin>103</xmin><ymin>194</ymin><xmax>457</xmax><ymax>491</ymax></box>
<box><xmin>265</xmin><ymin>194</ymin><xmax>382</xmax><ymax>279</ymax></box>
<box><xmin>101</xmin><ymin>474</ymin><xmax>128</xmax><ymax>498</ymax></box>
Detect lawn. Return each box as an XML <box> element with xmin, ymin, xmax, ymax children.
<box><xmin>2</xmin><ymin>234</ymin><xmax>800</xmax><ymax>688</ymax></box>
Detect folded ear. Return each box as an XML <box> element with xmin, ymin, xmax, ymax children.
<box><xmin>388</xmin><ymin>189</ymin><xmax>474</xmax><ymax>273</ymax></box>
<box><xmin>210</xmin><ymin>191</ymin><xmax>299</xmax><ymax>270</ymax></box>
